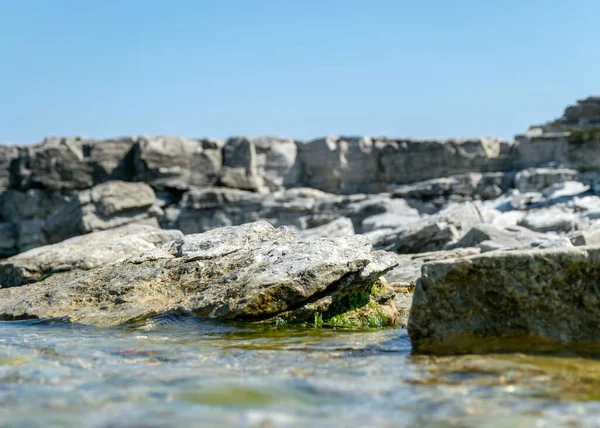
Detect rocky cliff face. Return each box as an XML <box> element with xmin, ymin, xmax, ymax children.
<box><xmin>0</xmin><ymin>97</ymin><xmax>598</xmax><ymax>259</ymax></box>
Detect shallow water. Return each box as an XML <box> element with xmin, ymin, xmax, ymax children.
<box><xmin>1</xmin><ymin>317</ymin><xmax>600</xmax><ymax>427</ymax></box>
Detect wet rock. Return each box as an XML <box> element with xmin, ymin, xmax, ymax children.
<box><xmin>134</xmin><ymin>136</ymin><xmax>223</xmax><ymax>189</ymax></box>
<box><xmin>0</xmin><ymin>224</ymin><xmax>183</xmax><ymax>288</ymax></box>
<box><xmin>0</xmin><ymin>222</ymin><xmax>398</xmax><ymax>327</ymax></box>
<box><xmin>408</xmin><ymin>246</ymin><xmax>600</xmax><ymax>353</ymax></box>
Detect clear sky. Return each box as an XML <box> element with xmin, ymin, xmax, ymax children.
<box><xmin>0</xmin><ymin>0</ymin><xmax>598</xmax><ymax>145</ymax></box>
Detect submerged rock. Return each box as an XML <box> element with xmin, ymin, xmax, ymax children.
<box><xmin>0</xmin><ymin>222</ymin><xmax>398</xmax><ymax>327</ymax></box>
<box><xmin>408</xmin><ymin>246</ymin><xmax>600</xmax><ymax>353</ymax></box>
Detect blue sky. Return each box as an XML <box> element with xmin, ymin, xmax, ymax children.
<box><xmin>0</xmin><ymin>0</ymin><xmax>598</xmax><ymax>145</ymax></box>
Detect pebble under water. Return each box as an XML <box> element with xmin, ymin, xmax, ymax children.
<box><xmin>1</xmin><ymin>316</ymin><xmax>600</xmax><ymax>427</ymax></box>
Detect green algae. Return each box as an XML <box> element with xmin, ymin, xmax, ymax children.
<box><xmin>275</xmin><ymin>278</ymin><xmax>397</xmax><ymax>329</ymax></box>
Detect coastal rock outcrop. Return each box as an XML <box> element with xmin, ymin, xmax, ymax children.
<box><xmin>0</xmin><ymin>222</ymin><xmax>398</xmax><ymax>327</ymax></box>
<box><xmin>408</xmin><ymin>246</ymin><xmax>600</xmax><ymax>353</ymax></box>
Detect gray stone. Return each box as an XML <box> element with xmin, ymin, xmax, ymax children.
<box><xmin>1</xmin><ymin>189</ymin><xmax>71</xmax><ymax>222</ymax></box>
<box><xmin>0</xmin><ymin>146</ymin><xmax>20</xmax><ymax>190</ymax></box>
<box><xmin>220</xmin><ymin>136</ymin><xmax>300</xmax><ymax>193</ymax></box>
<box><xmin>26</xmin><ymin>137</ymin><xmax>95</xmax><ymax>190</ymax></box>
<box><xmin>378</xmin><ymin>138</ymin><xmax>515</xmax><ymax>185</ymax></box>
<box><xmin>134</xmin><ymin>136</ymin><xmax>223</xmax><ymax>189</ymax></box>
<box><xmin>89</xmin><ymin>137</ymin><xmax>137</xmax><ymax>183</ymax></box>
<box><xmin>299</xmin><ymin>217</ymin><xmax>354</xmax><ymax>239</ymax></box>
<box><xmin>570</xmin><ymin>228</ymin><xmax>600</xmax><ymax>246</ymax></box>
<box><xmin>518</xmin><ymin>207</ymin><xmax>581</xmax><ymax>233</ymax></box>
<box><xmin>0</xmin><ymin>222</ymin><xmax>17</xmax><ymax>256</ymax></box>
<box><xmin>384</xmin><ymin>248</ymin><xmax>481</xmax><ymax>286</ymax></box>
<box><xmin>386</xmin><ymin>202</ymin><xmax>483</xmax><ymax>254</ymax></box>
<box><xmin>168</xmin><ymin>187</ymin><xmax>264</xmax><ymax>234</ymax></box>
<box><xmin>390</xmin><ymin>172</ymin><xmax>510</xmax><ymax>210</ymax></box>
<box><xmin>361</xmin><ymin>212</ymin><xmax>422</xmax><ymax>233</ymax></box>
<box><xmin>17</xmin><ymin>218</ymin><xmax>47</xmax><ymax>252</ymax></box>
<box><xmin>509</xmin><ymin>192</ymin><xmax>544</xmax><ymax>210</ymax></box>
<box><xmin>408</xmin><ymin>246</ymin><xmax>600</xmax><ymax>353</ymax></box>
<box><xmin>351</xmin><ymin>196</ymin><xmax>419</xmax><ymax>233</ymax></box>
<box><xmin>541</xmin><ymin>181</ymin><xmax>589</xmax><ymax>200</ymax></box>
<box><xmin>0</xmin><ymin>224</ymin><xmax>182</xmax><ymax>287</ymax></box>
<box><xmin>43</xmin><ymin>181</ymin><xmax>159</xmax><ymax>244</ymax></box>
<box><xmin>445</xmin><ymin>224</ymin><xmax>544</xmax><ymax>252</ymax></box>
<box><xmin>297</xmin><ymin>136</ymin><xmax>381</xmax><ymax>194</ymax></box>
<box><xmin>0</xmin><ymin>222</ymin><xmax>398</xmax><ymax>327</ymax></box>
<box><xmin>560</xmin><ymin>96</ymin><xmax>600</xmax><ymax>126</ymax></box>
<box><xmin>515</xmin><ymin>133</ymin><xmax>567</xmax><ymax>169</ymax></box>
<box><xmin>514</xmin><ymin>168</ymin><xmax>577</xmax><ymax>193</ymax></box>
<box><xmin>90</xmin><ymin>180</ymin><xmax>156</xmax><ymax>217</ymax></box>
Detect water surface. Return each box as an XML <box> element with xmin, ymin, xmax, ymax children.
<box><xmin>1</xmin><ymin>316</ymin><xmax>599</xmax><ymax>427</ymax></box>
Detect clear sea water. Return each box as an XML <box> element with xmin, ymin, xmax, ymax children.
<box><xmin>1</xmin><ymin>316</ymin><xmax>600</xmax><ymax>427</ymax></box>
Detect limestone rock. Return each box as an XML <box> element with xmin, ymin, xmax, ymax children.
<box><xmin>299</xmin><ymin>217</ymin><xmax>354</xmax><ymax>239</ymax></box>
<box><xmin>167</xmin><ymin>187</ymin><xmax>264</xmax><ymax>234</ymax></box>
<box><xmin>384</xmin><ymin>248</ymin><xmax>481</xmax><ymax>286</ymax></box>
<box><xmin>445</xmin><ymin>224</ymin><xmax>544</xmax><ymax>252</ymax></box>
<box><xmin>134</xmin><ymin>136</ymin><xmax>223</xmax><ymax>189</ymax></box>
<box><xmin>559</xmin><ymin>96</ymin><xmax>600</xmax><ymax>126</ymax></box>
<box><xmin>0</xmin><ymin>222</ymin><xmax>17</xmax><ymax>257</ymax></box>
<box><xmin>0</xmin><ymin>224</ymin><xmax>183</xmax><ymax>287</ymax></box>
<box><xmin>384</xmin><ymin>202</ymin><xmax>483</xmax><ymax>254</ymax></box>
<box><xmin>0</xmin><ymin>222</ymin><xmax>398</xmax><ymax>327</ymax></box>
<box><xmin>518</xmin><ymin>207</ymin><xmax>581</xmax><ymax>233</ymax></box>
<box><xmin>297</xmin><ymin>136</ymin><xmax>381</xmax><ymax>194</ymax></box>
<box><xmin>570</xmin><ymin>228</ymin><xmax>600</xmax><ymax>246</ymax></box>
<box><xmin>0</xmin><ymin>146</ymin><xmax>20</xmax><ymax>190</ymax></box>
<box><xmin>378</xmin><ymin>138</ymin><xmax>515</xmax><ymax>185</ymax></box>
<box><xmin>390</xmin><ymin>172</ymin><xmax>510</xmax><ymax>211</ymax></box>
<box><xmin>408</xmin><ymin>246</ymin><xmax>600</xmax><ymax>353</ymax></box>
<box><xmin>43</xmin><ymin>181</ymin><xmax>160</xmax><ymax>244</ymax></box>
<box><xmin>25</xmin><ymin>137</ymin><xmax>95</xmax><ymax>190</ymax></box>
<box><xmin>220</xmin><ymin>136</ymin><xmax>300</xmax><ymax>193</ymax></box>
<box><xmin>89</xmin><ymin>137</ymin><xmax>137</xmax><ymax>183</ymax></box>
<box><xmin>16</xmin><ymin>137</ymin><xmax>138</xmax><ymax>191</ymax></box>
<box><xmin>514</xmin><ymin>168</ymin><xmax>577</xmax><ymax>193</ymax></box>
<box><xmin>541</xmin><ymin>181</ymin><xmax>589</xmax><ymax>200</ymax></box>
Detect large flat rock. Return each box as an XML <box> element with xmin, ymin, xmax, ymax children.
<box><xmin>408</xmin><ymin>246</ymin><xmax>600</xmax><ymax>354</ymax></box>
<box><xmin>0</xmin><ymin>222</ymin><xmax>398</xmax><ymax>327</ymax></box>
<box><xmin>0</xmin><ymin>224</ymin><xmax>183</xmax><ymax>287</ymax></box>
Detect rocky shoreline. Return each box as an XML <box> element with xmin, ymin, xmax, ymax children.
<box><xmin>1</xmin><ymin>96</ymin><xmax>600</xmax><ymax>353</ymax></box>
